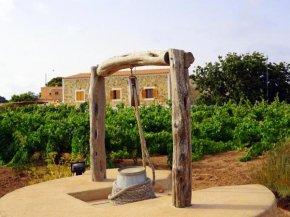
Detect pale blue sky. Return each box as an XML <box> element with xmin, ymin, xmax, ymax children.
<box><xmin>0</xmin><ymin>0</ymin><xmax>289</xmax><ymax>99</ymax></box>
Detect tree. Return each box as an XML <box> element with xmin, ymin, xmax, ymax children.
<box><xmin>46</xmin><ymin>77</ymin><xmax>62</xmax><ymax>87</ymax></box>
<box><xmin>10</xmin><ymin>92</ymin><xmax>38</xmax><ymax>102</ymax></box>
<box><xmin>190</xmin><ymin>52</ymin><xmax>290</xmax><ymax>105</ymax></box>
<box><xmin>0</xmin><ymin>96</ymin><xmax>8</xmax><ymax>103</ymax></box>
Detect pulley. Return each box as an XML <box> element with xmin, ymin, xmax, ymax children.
<box><xmin>128</xmin><ymin>66</ymin><xmax>140</xmax><ymax>107</ymax></box>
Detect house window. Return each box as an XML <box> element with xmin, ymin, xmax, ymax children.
<box><xmin>110</xmin><ymin>89</ymin><xmax>121</xmax><ymax>101</ymax></box>
<box><xmin>55</xmin><ymin>92</ymin><xmax>59</xmax><ymax>95</ymax></box>
<box><xmin>142</xmin><ymin>87</ymin><xmax>157</xmax><ymax>99</ymax></box>
<box><xmin>146</xmin><ymin>89</ymin><xmax>153</xmax><ymax>98</ymax></box>
<box><xmin>75</xmin><ymin>90</ymin><xmax>85</xmax><ymax>102</ymax></box>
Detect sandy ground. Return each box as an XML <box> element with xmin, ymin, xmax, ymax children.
<box><xmin>1</xmin><ymin>151</ymin><xmax>289</xmax><ymax>216</ymax></box>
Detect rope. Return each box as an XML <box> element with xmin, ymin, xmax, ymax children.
<box><xmin>108</xmin><ymin>178</ymin><xmax>156</xmax><ymax>205</ymax></box>
<box><xmin>108</xmin><ymin>71</ymin><xmax>156</xmax><ymax>205</ymax></box>
<box><xmin>132</xmin><ymin>78</ymin><xmax>155</xmax><ymax>186</ymax></box>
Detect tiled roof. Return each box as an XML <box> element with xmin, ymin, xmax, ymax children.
<box><xmin>108</xmin><ymin>68</ymin><xmax>170</xmax><ymax>77</ymax></box>
<box><xmin>63</xmin><ymin>68</ymin><xmax>170</xmax><ymax>79</ymax></box>
<box><xmin>63</xmin><ymin>73</ymin><xmax>91</xmax><ymax>79</ymax></box>
<box><xmin>41</xmin><ymin>86</ymin><xmax>62</xmax><ymax>89</ymax></box>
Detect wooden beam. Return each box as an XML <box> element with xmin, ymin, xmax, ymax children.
<box><xmin>89</xmin><ymin>66</ymin><xmax>106</xmax><ymax>181</ymax></box>
<box><xmin>169</xmin><ymin>49</ymin><xmax>194</xmax><ymax>208</ymax></box>
<box><xmin>97</xmin><ymin>50</ymin><xmax>169</xmax><ymax>77</ymax></box>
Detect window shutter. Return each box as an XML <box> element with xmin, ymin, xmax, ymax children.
<box><xmin>153</xmin><ymin>88</ymin><xmax>158</xmax><ymax>98</ymax></box>
<box><xmin>76</xmin><ymin>92</ymin><xmax>80</xmax><ymax>101</ymax></box>
<box><xmin>76</xmin><ymin>91</ymin><xmax>85</xmax><ymax>101</ymax></box>
<box><xmin>116</xmin><ymin>90</ymin><xmax>121</xmax><ymax>99</ymax></box>
<box><xmin>110</xmin><ymin>90</ymin><xmax>114</xmax><ymax>100</ymax></box>
<box><xmin>80</xmin><ymin>92</ymin><xmax>84</xmax><ymax>101</ymax></box>
<box><xmin>142</xmin><ymin>89</ymin><xmax>146</xmax><ymax>98</ymax></box>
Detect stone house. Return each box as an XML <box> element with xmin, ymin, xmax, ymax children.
<box><xmin>62</xmin><ymin>68</ymin><xmax>172</xmax><ymax>106</ymax></box>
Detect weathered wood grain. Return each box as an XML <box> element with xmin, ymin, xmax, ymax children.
<box><xmin>169</xmin><ymin>49</ymin><xmax>193</xmax><ymax>208</ymax></box>
<box><xmin>89</xmin><ymin>66</ymin><xmax>106</xmax><ymax>181</ymax></box>
<box><xmin>89</xmin><ymin>49</ymin><xmax>194</xmax><ymax>207</ymax></box>
<box><xmin>97</xmin><ymin>50</ymin><xmax>169</xmax><ymax>77</ymax></box>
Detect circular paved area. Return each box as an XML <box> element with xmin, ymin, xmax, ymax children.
<box><xmin>0</xmin><ymin>169</ymin><xmax>277</xmax><ymax>217</ymax></box>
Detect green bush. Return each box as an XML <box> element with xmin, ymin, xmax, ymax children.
<box><xmin>2</xmin><ymin>99</ymin><xmax>290</xmax><ymax>167</ymax></box>
<box><xmin>10</xmin><ymin>91</ymin><xmax>38</xmax><ymax>102</ymax></box>
<box><xmin>191</xmin><ymin>98</ymin><xmax>290</xmax><ymax>162</ymax></box>
<box><xmin>110</xmin><ymin>148</ymin><xmax>130</xmax><ymax>163</ymax></box>
<box><xmin>0</xmin><ymin>103</ymin><xmax>174</xmax><ymax>166</ymax></box>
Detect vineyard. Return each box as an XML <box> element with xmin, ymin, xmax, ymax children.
<box><xmin>1</xmin><ymin>99</ymin><xmax>290</xmax><ymax>167</ymax></box>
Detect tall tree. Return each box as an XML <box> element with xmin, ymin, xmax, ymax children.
<box><xmin>10</xmin><ymin>92</ymin><xmax>38</xmax><ymax>102</ymax></box>
<box><xmin>190</xmin><ymin>52</ymin><xmax>290</xmax><ymax>105</ymax></box>
<box><xmin>46</xmin><ymin>77</ymin><xmax>62</xmax><ymax>87</ymax></box>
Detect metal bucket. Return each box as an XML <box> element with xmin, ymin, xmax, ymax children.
<box><xmin>116</xmin><ymin>166</ymin><xmax>146</xmax><ymax>188</ymax></box>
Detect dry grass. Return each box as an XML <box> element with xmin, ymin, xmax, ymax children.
<box><xmin>253</xmin><ymin>139</ymin><xmax>290</xmax><ymax>198</ymax></box>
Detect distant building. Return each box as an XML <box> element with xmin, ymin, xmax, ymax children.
<box><xmin>39</xmin><ymin>86</ymin><xmax>62</xmax><ymax>103</ymax></box>
<box><xmin>63</xmin><ymin>68</ymin><xmax>171</xmax><ymax>106</ymax></box>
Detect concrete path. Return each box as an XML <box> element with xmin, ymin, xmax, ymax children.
<box><xmin>0</xmin><ymin>168</ymin><xmax>277</xmax><ymax>217</ymax></box>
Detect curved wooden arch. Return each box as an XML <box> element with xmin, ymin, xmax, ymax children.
<box><xmin>97</xmin><ymin>50</ymin><xmax>170</xmax><ymax>77</ymax></box>
<box><xmin>89</xmin><ymin>49</ymin><xmax>194</xmax><ymax>208</ymax></box>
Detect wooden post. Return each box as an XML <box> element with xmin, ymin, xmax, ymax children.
<box><xmin>169</xmin><ymin>49</ymin><xmax>194</xmax><ymax>208</ymax></box>
<box><xmin>89</xmin><ymin>66</ymin><xmax>106</xmax><ymax>181</ymax></box>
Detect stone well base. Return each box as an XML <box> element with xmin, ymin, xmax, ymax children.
<box><xmin>0</xmin><ymin>168</ymin><xmax>277</xmax><ymax>217</ymax></box>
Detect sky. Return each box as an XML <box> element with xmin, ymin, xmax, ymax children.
<box><xmin>0</xmin><ymin>0</ymin><xmax>289</xmax><ymax>100</ymax></box>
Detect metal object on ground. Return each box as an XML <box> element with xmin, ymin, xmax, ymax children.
<box><xmin>116</xmin><ymin>166</ymin><xmax>146</xmax><ymax>188</ymax></box>
<box><xmin>71</xmin><ymin>162</ymin><xmax>86</xmax><ymax>176</ymax></box>
<box><xmin>108</xmin><ymin>166</ymin><xmax>156</xmax><ymax>205</ymax></box>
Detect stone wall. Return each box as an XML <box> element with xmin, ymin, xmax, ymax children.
<box><xmin>189</xmin><ymin>80</ymin><xmax>200</xmax><ymax>105</ymax></box>
<box><xmin>105</xmin><ymin>75</ymin><xmax>169</xmax><ymax>106</ymax></box>
<box><xmin>63</xmin><ymin>74</ymin><xmax>169</xmax><ymax>106</ymax></box>
<box><xmin>63</xmin><ymin>74</ymin><xmax>201</xmax><ymax>106</ymax></box>
<box><xmin>63</xmin><ymin>79</ymin><xmax>90</xmax><ymax>105</ymax></box>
